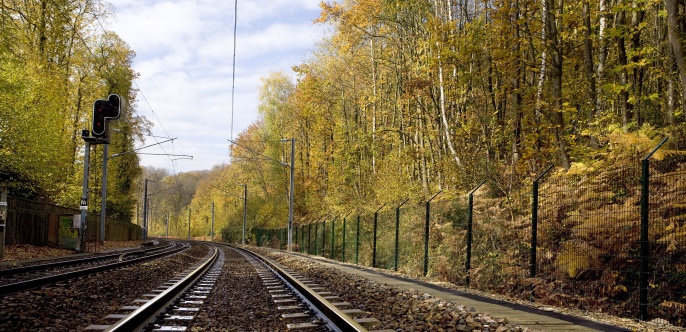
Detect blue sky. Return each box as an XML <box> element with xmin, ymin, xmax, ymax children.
<box><xmin>106</xmin><ymin>0</ymin><xmax>327</xmax><ymax>173</ymax></box>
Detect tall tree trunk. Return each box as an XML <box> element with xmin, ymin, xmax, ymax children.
<box><xmin>596</xmin><ymin>0</ymin><xmax>608</xmax><ymax>130</ymax></box>
<box><xmin>582</xmin><ymin>0</ymin><xmax>599</xmax><ymax>148</ymax></box>
<box><xmin>438</xmin><ymin>47</ymin><xmax>463</xmax><ymax>169</ymax></box>
<box><xmin>546</xmin><ymin>0</ymin><xmax>571</xmax><ymax>169</ymax></box>
<box><xmin>665</xmin><ymin>0</ymin><xmax>686</xmax><ymax>115</ymax></box>
<box><xmin>616</xmin><ymin>10</ymin><xmax>632</xmax><ymax>131</ymax></box>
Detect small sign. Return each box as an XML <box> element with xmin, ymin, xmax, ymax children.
<box><xmin>0</xmin><ymin>202</ymin><xmax>7</xmax><ymax>206</ymax></box>
<box><xmin>80</xmin><ymin>198</ymin><xmax>87</xmax><ymax>206</ymax></box>
<box><xmin>79</xmin><ymin>206</ymin><xmax>88</xmax><ymax>211</ymax></box>
<box><xmin>73</xmin><ymin>215</ymin><xmax>81</xmax><ymax>228</ymax></box>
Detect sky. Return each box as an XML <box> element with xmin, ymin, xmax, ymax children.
<box><xmin>106</xmin><ymin>0</ymin><xmax>328</xmax><ymax>173</ymax></box>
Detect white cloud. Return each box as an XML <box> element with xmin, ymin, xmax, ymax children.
<box><xmin>106</xmin><ymin>0</ymin><xmax>325</xmax><ymax>173</ymax></box>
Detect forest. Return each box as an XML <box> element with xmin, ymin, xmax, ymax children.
<box><xmin>0</xmin><ymin>0</ymin><xmax>146</xmax><ymax>223</ymax></box>
<box><xmin>2</xmin><ymin>0</ymin><xmax>685</xmax><ymax>242</ymax></box>
<box><xmin>175</xmin><ymin>0</ymin><xmax>686</xmax><ymax>241</ymax></box>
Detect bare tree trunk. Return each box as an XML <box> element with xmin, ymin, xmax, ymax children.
<box><xmin>596</xmin><ymin>0</ymin><xmax>608</xmax><ymax>129</ymax></box>
<box><xmin>582</xmin><ymin>0</ymin><xmax>599</xmax><ymax>148</ymax></box>
<box><xmin>616</xmin><ymin>10</ymin><xmax>632</xmax><ymax>131</ymax></box>
<box><xmin>665</xmin><ymin>0</ymin><xmax>686</xmax><ymax>115</ymax></box>
<box><xmin>546</xmin><ymin>0</ymin><xmax>571</xmax><ymax>169</ymax></box>
<box><xmin>437</xmin><ymin>48</ymin><xmax>463</xmax><ymax>169</ymax></box>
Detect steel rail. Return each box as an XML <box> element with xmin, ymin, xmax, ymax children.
<box><xmin>233</xmin><ymin>246</ymin><xmax>369</xmax><ymax>332</ymax></box>
<box><xmin>0</xmin><ymin>242</ymin><xmax>175</xmax><ymax>277</ymax></box>
<box><xmin>0</xmin><ymin>242</ymin><xmax>188</xmax><ymax>296</ymax></box>
<box><xmin>104</xmin><ymin>245</ymin><xmax>219</xmax><ymax>331</ymax></box>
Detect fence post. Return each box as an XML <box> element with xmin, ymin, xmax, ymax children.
<box><xmin>330</xmin><ymin>218</ymin><xmax>335</xmax><ymax>258</ymax></box>
<box><xmin>395</xmin><ymin>198</ymin><xmax>410</xmax><ymax>272</ymax></box>
<box><xmin>301</xmin><ymin>224</ymin><xmax>305</xmax><ymax>253</ymax></box>
<box><xmin>640</xmin><ymin>137</ymin><xmax>668</xmax><ymax>320</ymax></box>
<box><xmin>321</xmin><ymin>221</ymin><xmax>326</xmax><ymax>256</ymax></box>
<box><xmin>466</xmin><ymin>180</ymin><xmax>486</xmax><ymax>285</ymax></box>
<box><xmin>356</xmin><ymin>215</ymin><xmax>360</xmax><ymax>265</ymax></box>
<box><xmin>530</xmin><ymin>164</ymin><xmax>554</xmax><ymax>277</ymax></box>
<box><xmin>424</xmin><ymin>191</ymin><xmax>442</xmax><ymax>277</ymax></box>
<box><xmin>342</xmin><ymin>217</ymin><xmax>347</xmax><ymax>262</ymax></box>
<box><xmin>315</xmin><ymin>221</ymin><xmax>319</xmax><ymax>255</ymax></box>
<box><xmin>307</xmin><ymin>223</ymin><xmax>312</xmax><ymax>255</ymax></box>
<box><xmin>372</xmin><ymin>203</ymin><xmax>386</xmax><ymax>268</ymax></box>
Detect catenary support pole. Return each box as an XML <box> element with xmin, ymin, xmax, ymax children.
<box><xmin>242</xmin><ymin>184</ymin><xmax>247</xmax><ymax>245</ymax></box>
<box><xmin>211</xmin><ymin>201</ymin><xmax>215</xmax><ymax>241</ymax></box>
<box><xmin>143</xmin><ymin>179</ymin><xmax>149</xmax><ymax>240</ymax></box>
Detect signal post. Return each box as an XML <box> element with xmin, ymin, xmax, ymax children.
<box><xmin>79</xmin><ymin>95</ymin><xmax>122</xmax><ymax>252</ymax></box>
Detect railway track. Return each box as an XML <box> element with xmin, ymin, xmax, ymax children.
<box><xmin>84</xmin><ymin>243</ymin><xmax>390</xmax><ymax>331</ymax></box>
<box><xmin>86</xmin><ymin>244</ymin><xmax>221</xmax><ymax>331</ymax></box>
<box><xmin>0</xmin><ymin>241</ymin><xmax>186</xmax><ymax>296</ymax></box>
<box><xmin>234</xmin><ymin>246</ymin><xmax>391</xmax><ymax>332</ymax></box>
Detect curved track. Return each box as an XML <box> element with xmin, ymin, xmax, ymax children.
<box><xmin>86</xmin><ymin>244</ymin><xmax>220</xmax><ymax>331</ymax></box>
<box><xmin>0</xmin><ymin>241</ymin><xmax>187</xmax><ymax>296</ymax></box>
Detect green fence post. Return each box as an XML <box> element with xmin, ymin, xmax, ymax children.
<box><xmin>331</xmin><ymin>218</ymin><xmax>335</xmax><ymax>259</ymax></box>
<box><xmin>301</xmin><ymin>224</ymin><xmax>305</xmax><ymax>253</ymax></box>
<box><xmin>531</xmin><ymin>164</ymin><xmax>554</xmax><ymax>277</ymax></box>
<box><xmin>322</xmin><ymin>220</ymin><xmax>326</xmax><ymax>256</ymax></box>
<box><xmin>372</xmin><ymin>204</ymin><xmax>386</xmax><ymax>268</ymax></box>
<box><xmin>356</xmin><ymin>215</ymin><xmax>360</xmax><ymax>265</ymax></box>
<box><xmin>640</xmin><ymin>137</ymin><xmax>668</xmax><ymax>321</ymax></box>
<box><xmin>342</xmin><ymin>217</ymin><xmax>347</xmax><ymax>262</ymax></box>
<box><xmin>395</xmin><ymin>198</ymin><xmax>409</xmax><ymax>272</ymax></box>
<box><xmin>466</xmin><ymin>180</ymin><xmax>486</xmax><ymax>285</ymax></box>
<box><xmin>315</xmin><ymin>221</ymin><xmax>319</xmax><ymax>255</ymax></box>
<box><xmin>424</xmin><ymin>191</ymin><xmax>441</xmax><ymax>277</ymax></box>
<box><xmin>307</xmin><ymin>223</ymin><xmax>312</xmax><ymax>255</ymax></box>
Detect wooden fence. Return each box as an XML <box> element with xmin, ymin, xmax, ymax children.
<box><xmin>5</xmin><ymin>196</ymin><xmax>141</xmax><ymax>246</ymax></box>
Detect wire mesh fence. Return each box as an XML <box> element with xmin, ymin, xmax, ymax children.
<box><xmin>253</xmin><ymin>147</ymin><xmax>686</xmax><ymax>326</ymax></box>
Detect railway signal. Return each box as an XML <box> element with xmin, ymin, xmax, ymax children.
<box><xmin>92</xmin><ymin>94</ymin><xmax>122</xmax><ymax>138</ymax></box>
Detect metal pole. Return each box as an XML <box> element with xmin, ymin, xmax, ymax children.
<box><xmin>143</xmin><ymin>179</ymin><xmax>149</xmax><ymax>240</ymax></box>
<box><xmin>372</xmin><ymin>203</ymin><xmax>386</xmax><ymax>268</ymax></box>
<box><xmin>79</xmin><ymin>140</ymin><xmax>91</xmax><ymax>253</ymax></box>
<box><xmin>395</xmin><ymin>198</ymin><xmax>409</xmax><ymax>271</ymax></box>
<box><xmin>342</xmin><ymin>217</ymin><xmax>347</xmax><ymax>262</ymax></box>
<box><xmin>187</xmin><ymin>208</ymin><xmax>191</xmax><ymax>240</ymax></box>
<box><xmin>531</xmin><ymin>164</ymin><xmax>554</xmax><ymax>277</ymax></box>
<box><xmin>211</xmin><ymin>201</ymin><xmax>215</xmax><ymax>241</ymax></box>
<box><xmin>331</xmin><ymin>218</ymin><xmax>335</xmax><ymax>258</ymax></box>
<box><xmin>356</xmin><ymin>215</ymin><xmax>360</xmax><ymax>265</ymax></box>
<box><xmin>322</xmin><ymin>221</ymin><xmax>326</xmax><ymax>256</ymax></box>
<box><xmin>0</xmin><ymin>185</ymin><xmax>7</xmax><ymax>259</ymax></box>
<box><xmin>466</xmin><ymin>180</ymin><xmax>486</xmax><ymax>285</ymax></box>
<box><xmin>287</xmin><ymin>138</ymin><xmax>295</xmax><ymax>251</ymax></box>
<box><xmin>307</xmin><ymin>223</ymin><xmax>312</xmax><ymax>255</ymax></box>
<box><xmin>100</xmin><ymin>144</ymin><xmax>108</xmax><ymax>245</ymax></box>
<box><xmin>315</xmin><ymin>221</ymin><xmax>319</xmax><ymax>255</ymax></box>
<box><xmin>424</xmin><ymin>191</ymin><xmax>441</xmax><ymax>277</ymax></box>
<box><xmin>242</xmin><ymin>184</ymin><xmax>247</xmax><ymax>245</ymax></box>
<box><xmin>166</xmin><ymin>213</ymin><xmax>169</xmax><ymax>238</ymax></box>
<box><xmin>639</xmin><ymin>137</ymin><xmax>668</xmax><ymax>320</ymax></box>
